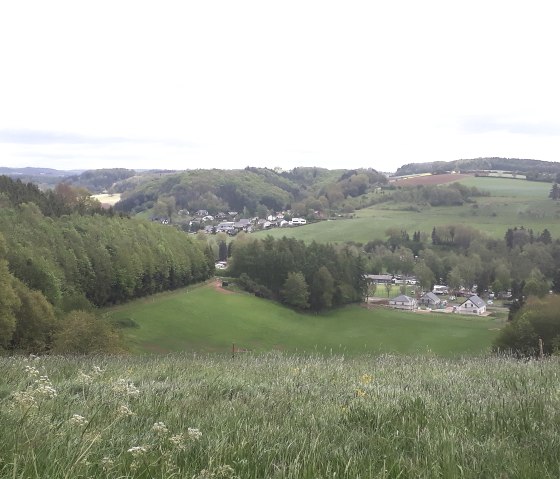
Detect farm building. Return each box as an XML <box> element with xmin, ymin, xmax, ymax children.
<box><xmin>389</xmin><ymin>294</ymin><xmax>417</xmax><ymax>310</ymax></box>
<box><xmin>419</xmin><ymin>292</ymin><xmax>443</xmax><ymax>309</ymax></box>
<box><xmin>365</xmin><ymin>274</ymin><xmax>394</xmax><ymax>284</ymax></box>
<box><xmin>456</xmin><ymin>295</ymin><xmax>486</xmax><ymax>315</ymax></box>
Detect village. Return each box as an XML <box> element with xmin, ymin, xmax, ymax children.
<box><xmin>365</xmin><ymin>274</ymin><xmax>504</xmax><ymax>316</ymax></box>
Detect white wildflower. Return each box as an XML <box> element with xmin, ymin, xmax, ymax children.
<box><xmin>24</xmin><ymin>365</ymin><xmax>40</xmax><ymax>377</ymax></box>
<box><xmin>91</xmin><ymin>365</ymin><xmax>104</xmax><ymax>376</ymax></box>
<box><xmin>118</xmin><ymin>404</ymin><xmax>135</xmax><ymax>417</ymax></box>
<box><xmin>152</xmin><ymin>421</ymin><xmax>169</xmax><ymax>435</ymax></box>
<box><xmin>78</xmin><ymin>371</ymin><xmax>93</xmax><ymax>384</ymax></box>
<box><xmin>34</xmin><ymin>376</ymin><xmax>57</xmax><ymax>398</ymax></box>
<box><xmin>11</xmin><ymin>390</ymin><xmax>37</xmax><ymax>409</ymax></box>
<box><xmin>101</xmin><ymin>456</ymin><xmax>114</xmax><ymax>470</ymax></box>
<box><xmin>113</xmin><ymin>379</ymin><xmax>140</xmax><ymax>397</ymax></box>
<box><xmin>168</xmin><ymin>433</ymin><xmax>185</xmax><ymax>449</ymax></box>
<box><xmin>187</xmin><ymin>427</ymin><xmax>202</xmax><ymax>440</ymax></box>
<box><xmin>127</xmin><ymin>446</ymin><xmax>148</xmax><ymax>457</ymax></box>
<box><xmin>69</xmin><ymin>414</ymin><xmax>88</xmax><ymax>427</ymax></box>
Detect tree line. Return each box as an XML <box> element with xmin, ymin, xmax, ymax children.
<box><xmin>227</xmin><ymin>235</ymin><xmax>367</xmax><ymax>311</ymax></box>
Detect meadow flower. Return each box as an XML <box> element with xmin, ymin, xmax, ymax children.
<box><xmin>127</xmin><ymin>446</ymin><xmax>148</xmax><ymax>457</ymax></box>
<box><xmin>152</xmin><ymin>421</ymin><xmax>169</xmax><ymax>435</ymax></box>
<box><xmin>24</xmin><ymin>365</ymin><xmax>40</xmax><ymax>377</ymax></box>
<box><xmin>101</xmin><ymin>456</ymin><xmax>114</xmax><ymax>470</ymax></box>
<box><xmin>69</xmin><ymin>414</ymin><xmax>88</xmax><ymax>426</ymax></box>
<box><xmin>118</xmin><ymin>404</ymin><xmax>135</xmax><ymax>417</ymax></box>
<box><xmin>78</xmin><ymin>371</ymin><xmax>93</xmax><ymax>384</ymax></box>
<box><xmin>169</xmin><ymin>433</ymin><xmax>186</xmax><ymax>450</ymax></box>
<box><xmin>360</xmin><ymin>374</ymin><xmax>373</xmax><ymax>385</ymax></box>
<box><xmin>34</xmin><ymin>376</ymin><xmax>57</xmax><ymax>398</ymax></box>
<box><xmin>187</xmin><ymin>427</ymin><xmax>202</xmax><ymax>440</ymax></box>
<box><xmin>113</xmin><ymin>379</ymin><xmax>140</xmax><ymax>397</ymax></box>
<box><xmin>355</xmin><ymin>388</ymin><xmax>366</xmax><ymax>398</ymax></box>
<box><xmin>11</xmin><ymin>390</ymin><xmax>37</xmax><ymax>409</ymax></box>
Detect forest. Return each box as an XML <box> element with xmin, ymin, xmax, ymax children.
<box><xmin>112</xmin><ymin>167</ymin><xmax>388</xmax><ymax>217</ymax></box>
<box><xmin>227</xmin><ymin>235</ymin><xmax>367</xmax><ymax>311</ymax></box>
<box><xmin>0</xmin><ymin>176</ymin><xmax>214</xmax><ymax>353</ymax></box>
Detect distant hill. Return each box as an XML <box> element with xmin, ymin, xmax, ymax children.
<box><xmin>112</xmin><ymin>167</ymin><xmax>388</xmax><ymax>217</ymax></box>
<box><xmin>0</xmin><ymin>167</ymin><xmax>83</xmax><ymax>188</ymax></box>
<box><xmin>395</xmin><ymin>157</ymin><xmax>560</xmax><ymax>181</ymax></box>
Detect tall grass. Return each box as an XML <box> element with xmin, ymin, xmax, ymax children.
<box><xmin>1</xmin><ymin>353</ymin><xmax>559</xmax><ymax>478</ymax></box>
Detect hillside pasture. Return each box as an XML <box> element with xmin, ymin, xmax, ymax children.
<box><xmin>106</xmin><ymin>283</ymin><xmax>500</xmax><ymax>357</ymax></box>
<box><xmin>256</xmin><ymin>177</ymin><xmax>560</xmax><ymax>243</ymax></box>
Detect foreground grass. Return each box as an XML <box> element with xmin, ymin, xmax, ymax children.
<box><xmin>1</xmin><ymin>354</ymin><xmax>559</xmax><ymax>478</ymax></box>
<box><xmin>106</xmin><ymin>285</ymin><xmax>500</xmax><ymax>356</ymax></box>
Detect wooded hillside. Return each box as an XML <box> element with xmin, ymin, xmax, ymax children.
<box><xmin>0</xmin><ymin>176</ymin><xmax>214</xmax><ymax>353</ymax></box>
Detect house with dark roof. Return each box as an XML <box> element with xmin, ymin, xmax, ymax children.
<box><xmin>365</xmin><ymin>274</ymin><xmax>394</xmax><ymax>284</ymax></box>
<box><xmin>419</xmin><ymin>292</ymin><xmax>443</xmax><ymax>309</ymax></box>
<box><xmin>456</xmin><ymin>295</ymin><xmax>486</xmax><ymax>315</ymax></box>
<box><xmin>388</xmin><ymin>294</ymin><xmax>417</xmax><ymax>310</ymax></box>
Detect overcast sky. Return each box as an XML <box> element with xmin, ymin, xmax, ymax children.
<box><xmin>1</xmin><ymin>0</ymin><xmax>560</xmax><ymax>173</ymax></box>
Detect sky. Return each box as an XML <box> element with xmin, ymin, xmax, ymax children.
<box><xmin>1</xmin><ymin>0</ymin><xmax>560</xmax><ymax>173</ymax></box>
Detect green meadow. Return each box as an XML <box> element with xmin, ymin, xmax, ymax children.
<box><xmin>106</xmin><ymin>284</ymin><xmax>501</xmax><ymax>357</ymax></box>
<box><xmin>256</xmin><ymin>177</ymin><xmax>560</xmax><ymax>243</ymax></box>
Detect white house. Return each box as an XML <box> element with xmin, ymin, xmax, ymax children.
<box><xmin>389</xmin><ymin>294</ymin><xmax>417</xmax><ymax>310</ymax></box>
<box><xmin>456</xmin><ymin>295</ymin><xmax>486</xmax><ymax>315</ymax></box>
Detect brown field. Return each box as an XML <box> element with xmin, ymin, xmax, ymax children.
<box><xmin>390</xmin><ymin>173</ymin><xmax>473</xmax><ymax>186</ymax></box>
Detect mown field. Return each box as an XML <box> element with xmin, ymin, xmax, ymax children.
<box><xmin>256</xmin><ymin>177</ymin><xmax>560</xmax><ymax>243</ymax></box>
<box><xmin>1</xmin><ymin>353</ymin><xmax>559</xmax><ymax>478</ymax></box>
<box><xmin>105</xmin><ymin>282</ymin><xmax>501</xmax><ymax>357</ymax></box>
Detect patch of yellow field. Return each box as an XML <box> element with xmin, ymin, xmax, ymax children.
<box><xmin>92</xmin><ymin>193</ymin><xmax>121</xmax><ymax>205</ymax></box>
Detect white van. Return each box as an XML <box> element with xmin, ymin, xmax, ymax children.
<box><xmin>291</xmin><ymin>218</ymin><xmax>307</xmax><ymax>226</ymax></box>
<box><xmin>432</xmin><ymin>285</ymin><xmax>449</xmax><ymax>295</ymax></box>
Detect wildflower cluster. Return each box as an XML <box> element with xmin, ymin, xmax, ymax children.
<box><xmin>152</xmin><ymin>421</ymin><xmax>169</xmax><ymax>435</ymax></box>
<box><xmin>112</xmin><ymin>378</ymin><xmax>140</xmax><ymax>397</ymax></box>
<box><xmin>188</xmin><ymin>427</ymin><xmax>203</xmax><ymax>440</ymax></box>
<box><xmin>127</xmin><ymin>445</ymin><xmax>148</xmax><ymax>457</ymax></box>
<box><xmin>68</xmin><ymin>414</ymin><xmax>88</xmax><ymax>427</ymax></box>
<box><xmin>118</xmin><ymin>404</ymin><xmax>135</xmax><ymax>417</ymax></box>
<box><xmin>78</xmin><ymin>365</ymin><xmax>105</xmax><ymax>385</ymax></box>
<box><xmin>34</xmin><ymin>376</ymin><xmax>57</xmax><ymax>399</ymax></box>
<box><xmin>193</xmin><ymin>464</ymin><xmax>239</xmax><ymax>479</ymax></box>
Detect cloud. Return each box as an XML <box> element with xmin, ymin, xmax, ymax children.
<box><xmin>0</xmin><ymin>129</ymin><xmax>199</xmax><ymax>148</ymax></box>
<box><xmin>460</xmin><ymin>116</ymin><xmax>560</xmax><ymax>136</ymax></box>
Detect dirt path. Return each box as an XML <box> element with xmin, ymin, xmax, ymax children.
<box><xmin>212</xmin><ymin>278</ymin><xmax>235</xmax><ymax>294</ymax></box>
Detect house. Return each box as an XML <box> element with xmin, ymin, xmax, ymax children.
<box><xmin>389</xmin><ymin>294</ymin><xmax>417</xmax><ymax>310</ymax></box>
<box><xmin>419</xmin><ymin>292</ymin><xmax>443</xmax><ymax>309</ymax></box>
<box><xmin>234</xmin><ymin>219</ymin><xmax>252</xmax><ymax>231</ymax></box>
<box><xmin>365</xmin><ymin>274</ymin><xmax>393</xmax><ymax>284</ymax></box>
<box><xmin>196</xmin><ymin>210</ymin><xmax>209</xmax><ymax>216</ymax></box>
<box><xmin>456</xmin><ymin>295</ymin><xmax>486</xmax><ymax>315</ymax></box>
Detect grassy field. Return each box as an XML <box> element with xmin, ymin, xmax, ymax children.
<box><xmin>1</xmin><ymin>353</ymin><xmax>559</xmax><ymax>478</ymax></box>
<box><xmin>256</xmin><ymin>177</ymin><xmax>560</xmax><ymax>243</ymax></box>
<box><xmin>105</xmin><ymin>283</ymin><xmax>501</xmax><ymax>357</ymax></box>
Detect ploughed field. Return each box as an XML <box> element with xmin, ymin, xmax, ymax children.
<box><xmin>1</xmin><ymin>353</ymin><xmax>559</xmax><ymax>478</ymax></box>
